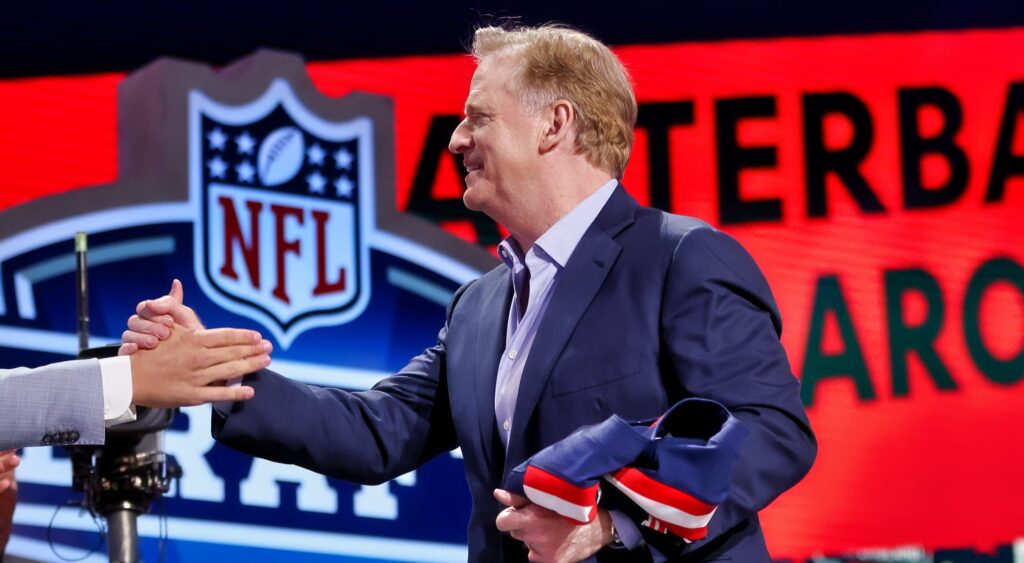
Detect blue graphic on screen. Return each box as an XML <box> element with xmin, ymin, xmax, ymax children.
<box><xmin>0</xmin><ymin>75</ymin><xmax>486</xmax><ymax>562</ymax></box>
<box><xmin>0</xmin><ymin>217</ymin><xmax>475</xmax><ymax>561</ymax></box>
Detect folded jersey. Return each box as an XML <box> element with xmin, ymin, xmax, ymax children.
<box><xmin>503</xmin><ymin>398</ymin><xmax>748</xmax><ymax>542</ymax></box>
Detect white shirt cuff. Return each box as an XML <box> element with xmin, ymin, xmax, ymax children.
<box><xmin>99</xmin><ymin>356</ymin><xmax>137</xmax><ymax>425</ymax></box>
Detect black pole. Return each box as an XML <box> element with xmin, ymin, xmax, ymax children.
<box><xmin>106</xmin><ymin>509</ymin><xmax>140</xmax><ymax>563</ymax></box>
<box><xmin>74</xmin><ymin>232</ymin><xmax>89</xmax><ymax>352</ymax></box>
<box><xmin>74</xmin><ymin>232</ymin><xmax>140</xmax><ymax>562</ymax></box>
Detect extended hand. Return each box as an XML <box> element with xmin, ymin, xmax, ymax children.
<box><xmin>0</xmin><ymin>450</ymin><xmax>18</xmax><ymax>494</ymax></box>
<box><xmin>0</xmin><ymin>450</ymin><xmax>15</xmax><ymax>551</ymax></box>
<box><xmin>120</xmin><ymin>279</ymin><xmax>203</xmax><ymax>355</ymax></box>
<box><xmin>494</xmin><ymin>489</ymin><xmax>612</xmax><ymax>563</ymax></box>
<box><xmin>130</xmin><ymin>324</ymin><xmax>271</xmax><ymax>408</ymax></box>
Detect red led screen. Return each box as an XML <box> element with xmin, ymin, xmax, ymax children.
<box><xmin>1</xmin><ymin>27</ymin><xmax>1022</xmax><ymax>559</ymax></box>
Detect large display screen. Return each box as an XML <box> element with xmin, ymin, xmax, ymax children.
<box><xmin>1</xmin><ymin>27</ymin><xmax>1021</xmax><ymax>561</ymax></box>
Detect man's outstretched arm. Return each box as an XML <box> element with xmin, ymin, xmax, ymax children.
<box><xmin>122</xmin><ymin>279</ymin><xmax>465</xmax><ymax>485</ymax></box>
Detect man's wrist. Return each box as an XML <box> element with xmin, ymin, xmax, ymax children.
<box><xmin>608</xmin><ymin>521</ymin><xmax>626</xmax><ymax>549</ymax></box>
<box><xmin>607</xmin><ymin>509</ymin><xmax>643</xmax><ymax>550</ymax></box>
<box><xmin>127</xmin><ymin>354</ymin><xmax>143</xmax><ymax>406</ymax></box>
<box><xmin>597</xmin><ymin>508</ymin><xmax>623</xmax><ymax>549</ymax></box>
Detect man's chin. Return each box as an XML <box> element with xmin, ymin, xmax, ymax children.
<box><xmin>462</xmin><ymin>189</ymin><xmax>484</xmax><ymax>212</ymax></box>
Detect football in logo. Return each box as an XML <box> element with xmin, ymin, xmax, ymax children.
<box><xmin>258</xmin><ymin>125</ymin><xmax>305</xmax><ymax>185</ymax></box>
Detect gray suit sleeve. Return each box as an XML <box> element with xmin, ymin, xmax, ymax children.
<box><xmin>0</xmin><ymin>359</ymin><xmax>105</xmax><ymax>450</ymax></box>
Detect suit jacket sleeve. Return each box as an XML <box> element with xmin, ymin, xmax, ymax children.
<box><xmin>656</xmin><ymin>226</ymin><xmax>817</xmax><ymax>555</ymax></box>
<box><xmin>212</xmin><ymin>283</ymin><xmax>468</xmax><ymax>485</ymax></box>
<box><xmin>0</xmin><ymin>359</ymin><xmax>106</xmax><ymax>450</ymax></box>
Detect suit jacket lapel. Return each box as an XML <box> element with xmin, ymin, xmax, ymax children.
<box><xmin>505</xmin><ymin>186</ymin><xmax>638</xmax><ymax>468</ymax></box>
<box><xmin>474</xmin><ymin>269</ymin><xmax>512</xmax><ymax>481</ymax></box>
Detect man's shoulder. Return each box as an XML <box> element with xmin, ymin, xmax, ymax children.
<box><xmin>449</xmin><ymin>263</ymin><xmax>506</xmax><ymax>306</ymax></box>
<box><xmin>632</xmin><ymin>204</ymin><xmax>717</xmax><ymax>245</ymax></box>
<box><xmin>606</xmin><ymin>184</ymin><xmax>716</xmax><ymax>245</ymax></box>
<box><xmin>473</xmin><ymin>263</ymin><xmax>507</xmax><ymax>289</ymax></box>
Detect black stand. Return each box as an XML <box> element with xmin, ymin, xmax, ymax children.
<box><xmin>71</xmin><ymin>233</ymin><xmax>180</xmax><ymax>562</ymax></box>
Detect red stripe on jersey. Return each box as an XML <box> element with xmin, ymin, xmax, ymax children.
<box><xmin>642</xmin><ymin>516</ymin><xmax>708</xmax><ymax>541</ymax></box>
<box><xmin>612</xmin><ymin>467</ymin><xmax>716</xmax><ymax>516</ymax></box>
<box><xmin>523</xmin><ymin>465</ymin><xmax>599</xmax><ymax>508</ymax></box>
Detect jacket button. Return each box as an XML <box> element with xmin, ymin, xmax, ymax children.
<box><xmin>70</xmin><ymin>431</ymin><xmax>80</xmax><ymax>442</ymax></box>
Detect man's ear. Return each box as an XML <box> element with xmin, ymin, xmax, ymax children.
<box><xmin>539</xmin><ymin>99</ymin><xmax>574</xmax><ymax>153</ymax></box>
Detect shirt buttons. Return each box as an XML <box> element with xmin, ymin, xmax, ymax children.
<box><xmin>502</xmin><ymin>419</ymin><xmax>510</xmax><ymax>431</ymax></box>
<box><xmin>508</xmin><ymin>350</ymin><xmax>517</xmax><ymax>361</ymax></box>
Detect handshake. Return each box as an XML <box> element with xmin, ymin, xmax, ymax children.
<box><xmin>121</xmin><ymin>279</ymin><xmax>271</xmax><ymax>410</ymax></box>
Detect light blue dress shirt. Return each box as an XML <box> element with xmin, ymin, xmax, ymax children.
<box><xmin>493</xmin><ymin>179</ymin><xmax>617</xmax><ymax>449</ymax></box>
<box><xmin>493</xmin><ymin>179</ymin><xmax>643</xmax><ymax>549</ymax></box>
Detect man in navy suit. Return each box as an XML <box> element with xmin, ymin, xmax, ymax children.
<box><xmin>126</xmin><ymin>24</ymin><xmax>815</xmax><ymax>562</ymax></box>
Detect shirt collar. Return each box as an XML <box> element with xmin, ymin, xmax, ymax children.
<box><xmin>534</xmin><ymin>179</ymin><xmax>618</xmax><ymax>267</ymax></box>
<box><xmin>497</xmin><ymin>237</ymin><xmax>526</xmax><ymax>271</ymax></box>
<box><xmin>498</xmin><ymin>179</ymin><xmax>618</xmax><ymax>270</ymax></box>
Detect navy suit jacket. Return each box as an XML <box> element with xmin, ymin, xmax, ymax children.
<box><xmin>213</xmin><ymin>186</ymin><xmax>816</xmax><ymax>562</ymax></box>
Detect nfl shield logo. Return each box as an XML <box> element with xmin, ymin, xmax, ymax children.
<box><xmin>189</xmin><ymin>79</ymin><xmax>372</xmax><ymax>348</ymax></box>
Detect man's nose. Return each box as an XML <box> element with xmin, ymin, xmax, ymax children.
<box><xmin>449</xmin><ymin>120</ymin><xmax>470</xmax><ymax>154</ymax></box>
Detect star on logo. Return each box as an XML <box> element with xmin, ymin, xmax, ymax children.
<box><xmin>334</xmin><ymin>175</ymin><xmax>354</xmax><ymax>198</ymax></box>
<box><xmin>235</xmin><ymin>131</ymin><xmax>256</xmax><ymax>155</ymax></box>
<box><xmin>333</xmin><ymin>148</ymin><xmax>354</xmax><ymax>169</ymax></box>
<box><xmin>236</xmin><ymin>160</ymin><xmax>255</xmax><ymax>183</ymax></box>
<box><xmin>307</xmin><ymin>143</ymin><xmax>326</xmax><ymax>166</ymax></box>
<box><xmin>207</xmin><ymin>156</ymin><xmax>228</xmax><ymax>179</ymax></box>
<box><xmin>306</xmin><ymin>171</ymin><xmax>327</xmax><ymax>194</ymax></box>
<box><xmin>207</xmin><ymin>128</ymin><xmax>227</xmax><ymax>151</ymax></box>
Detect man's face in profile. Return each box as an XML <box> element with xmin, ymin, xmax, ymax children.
<box><xmin>449</xmin><ymin>54</ymin><xmax>547</xmax><ymax>223</ymax></box>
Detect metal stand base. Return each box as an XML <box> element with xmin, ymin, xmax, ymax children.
<box><xmin>106</xmin><ymin>508</ymin><xmax>140</xmax><ymax>563</ymax></box>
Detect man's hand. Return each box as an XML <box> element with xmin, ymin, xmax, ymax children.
<box><xmin>130</xmin><ymin>324</ymin><xmax>271</xmax><ymax>408</ymax></box>
<box><xmin>120</xmin><ymin>279</ymin><xmax>203</xmax><ymax>355</ymax></box>
<box><xmin>0</xmin><ymin>451</ymin><xmax>18</xmax><ymax>494</ymax></box>
<box><xmin>0</xmin><ymin>450</ymin><xmax>15</xmax><ymax>553</ymax></box>
<box><xmin>494</xmin><ymin>488</ymin><xmax>613</xmax><ymax>563</ymax></box>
